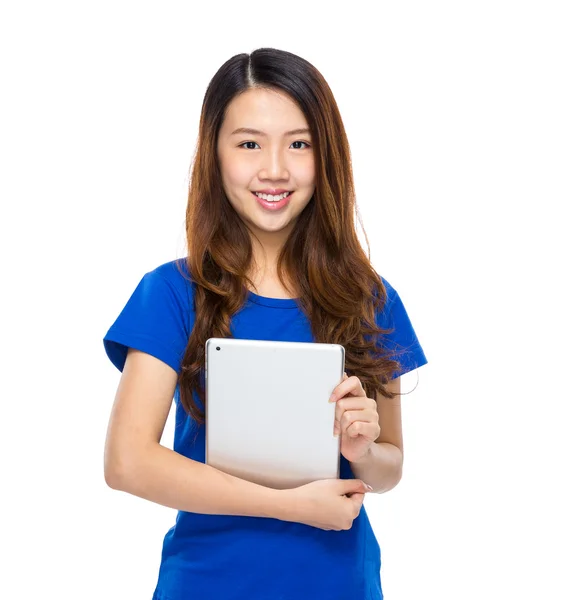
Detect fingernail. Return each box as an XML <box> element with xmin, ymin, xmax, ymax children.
<box><xmin>364</xmin><ymin>483</ymin><xmax>373</xmax><ymax>491</ymax></box>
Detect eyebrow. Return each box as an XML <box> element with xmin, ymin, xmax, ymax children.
<box><xmin>230</xmin><ymin>127</ymin><xmax>311</xmax><ymax>137</ymax></box>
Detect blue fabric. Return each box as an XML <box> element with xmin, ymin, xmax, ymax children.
<box><xmin>103</xmin><ymin>258</ymin><xmax>428</xmax><ymax>600</ymax></box>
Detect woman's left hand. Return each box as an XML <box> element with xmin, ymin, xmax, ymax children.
<box><xmin>329</xmin><ymin>373</ymin><xmax>381</xmax><ymax>464</ymax></box>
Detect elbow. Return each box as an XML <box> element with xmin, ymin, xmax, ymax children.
<box><xmin>104</xmin><ymin>448</ymin><xmax>135</xmax><ymax>490</ymax></box>
<box><xmin>104</xmin><ymin>442</ymin><xmax>156</xmax><ymax>490</ymax></box>
<box><xmin>388</xmin><ymin>452</ymin><xmax>404</xmax><ymax>490</ymax></box>
<box><xmin>388</xmin><ymin>447</ymin><xmax>404</xmax><ymax>490</ymax></box>
<box><xmin>374</xmin><ymin>472</ymin><xmax>403</xmax><ymax>494</ymax></box>
<box><xmin>104</xmin><ymin>466</ymin><xmax>123</xmax><ymax>490</ymax></box>
<box><xmin>374</xmin><ymin>452</ymin><xmax>403</xmax><ymax>494</ymax></box>
<box><xmin>104</xmin><ymin>459</ymin><xmax>126</xmax><ymax>490</ymax></box>
<box><xmin>389</xmin><ymin>467</ymin><xmax>404</xmax><ymax>492</ymax></box>
<box><xmin>394</xmin><ymin>452</ymin><xmax>404</xmax><ymax>487</ymax></box>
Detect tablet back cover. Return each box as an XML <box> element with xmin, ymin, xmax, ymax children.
<box><xmin>205</xmin><ymin>338</ymin><xmax>344</xmax><ymax>490</ymax></box>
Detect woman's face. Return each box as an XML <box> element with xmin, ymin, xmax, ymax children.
<box><xmin>217</xmin><ymin>87</ymin><xmax>316</xmax><ymax>244</ymax></box>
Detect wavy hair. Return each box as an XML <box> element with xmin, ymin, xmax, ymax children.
<box><xmin>176</xmin><ymin>47</ymin><xmax>402</xmax><ymax>425</ymax></box>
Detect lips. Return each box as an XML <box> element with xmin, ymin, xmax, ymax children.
<box><xmin>253</xmin><ymin>191</ymin><xmax>293</xmax><ymax>211</ymax></box>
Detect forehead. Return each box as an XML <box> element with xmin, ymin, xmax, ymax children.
<box><xmin>222</xmin><ymin>88</ymin><xmax>308</xmax><ymax>133</ymax></box>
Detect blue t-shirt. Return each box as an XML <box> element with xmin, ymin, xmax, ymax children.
<box><xmin>103</xmin><ymin>258</ymin><xmax>428</xmax><ymax>600</ymax></box>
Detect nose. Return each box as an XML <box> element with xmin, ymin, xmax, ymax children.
<box><xmin>258</xmin><ymin>147</ymin><xmax>289</xmax><ymax>181</ymax></box>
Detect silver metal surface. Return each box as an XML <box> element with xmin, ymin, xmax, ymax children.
<box><xmin>205</xmin><ymin>338</ymin><xmax>344</xmax><ymax>490</ymax></box>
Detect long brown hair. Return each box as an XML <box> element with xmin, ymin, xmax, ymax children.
<box><xmin>176</xmin><ymin>47</ymin><xmax>401</xmax><ymax>425</ymax></box>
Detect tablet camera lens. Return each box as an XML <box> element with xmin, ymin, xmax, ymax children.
<box><xmin>216</xmin><ymin>346</ymin><xmax>221</xmax><ymax>351</ymax></box>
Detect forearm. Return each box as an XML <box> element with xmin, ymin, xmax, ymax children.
<box><xmin>106</xmin><ymin>443</ymin><xmax>292</xmax><ymax>520</ymax></box>
<box><xmin>349</xmin><ymin>442</ymin><xmax>403</xmax><ymax>493</ymax></box>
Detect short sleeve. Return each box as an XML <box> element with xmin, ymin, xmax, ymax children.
<box><xmin>376</xmin><ymin>278</ymin><xmax>428</xmax><ymax>379</ymax></box>
<box><xmin>103</xmin><ymin>264</ymin><xmax>191</xmax><ymax>374</ymax></box>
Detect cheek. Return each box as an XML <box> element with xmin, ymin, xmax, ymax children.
<box><xmin>218</xmin><ymin>150</ymin><xmax>243</xmax><ymax>185</ymax></box>
<box><xmin>224</xmin><ymin>154</ymin><xmax>254</xmax><ymax>184</ymax></box>
<box><xmin>294</xmin><ymin>161</ymin><xmax>316</xmax><ymax>186</ymax></box>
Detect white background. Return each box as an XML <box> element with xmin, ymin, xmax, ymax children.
<box><xmin>1</xmin><ymin>1</ymin><xmax>563</xmax><ymax>599</ymax></box>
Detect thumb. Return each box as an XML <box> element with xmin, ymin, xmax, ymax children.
<box><xmin>347</xmin><ymin>492</ymin><xmax>366</xmax><ymax>510</ymax></box>
<box><xmin>340</xmin><ymin>479</ymin><xmax>373</xmax><ymax>495</ymax></box>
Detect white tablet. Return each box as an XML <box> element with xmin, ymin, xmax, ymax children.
<box><xmin>205</xmin><ymin>337</ymin><xmax>345</xmax><ymax>490</ymax></box>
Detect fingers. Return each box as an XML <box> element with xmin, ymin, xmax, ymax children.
<box><xmin>333</xmin><ymin>396</ymin><xmax>375</xmax><ymax>422</ymax></box>
<box><xmin>343</xmin><ymin>420</ymin><xmax>380</xmax><ymax>440</ymax></box>
<box><xmin>333</xmin><ymin>397</ymin><xmax>378</xmax><ymax>435</ymax></box>
<box><xmin>334</xmin><ymin>409</ymin><xmax>372</xmax><ymax>436</ymax></box>
<box><xmin>329</xmin><ymin>375</ymin><xmax>365</xmax><ymax>403</ymax></box>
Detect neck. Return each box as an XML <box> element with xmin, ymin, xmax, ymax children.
<box><xmin>249</xmin><ymin>228</ymin><xmax>289</xmax><ymax>273</ymax></box>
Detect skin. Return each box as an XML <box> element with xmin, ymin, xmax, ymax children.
<box><xmin>216</xmin><ymin>87</ymin><xmax>403</xmax><ymax>491</ymax></box>
<box><xmin>216</xmin><ymin>87</ymin><xmax>316</xmax><ymax>289</ymax></box>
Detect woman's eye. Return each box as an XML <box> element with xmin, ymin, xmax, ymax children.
<box><xmin>239</xmin><ymin>141</ymin><xmax>310</xmax><ymax>150</ymax></box>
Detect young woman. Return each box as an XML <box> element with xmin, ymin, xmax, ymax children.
<box><xmin>103</xmin><ymin>47</ymin><xmax>427</xmax><ymax>600</ymax></box>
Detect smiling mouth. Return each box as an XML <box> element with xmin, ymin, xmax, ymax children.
<box><xmin>252</xmin><ymin>191</ymin><xmax>293</xmax><ymax>203</ymax></box>
<box><xmin>252</xmin><ymin>191</ymin><xmax>293</xmax><ymax>211</ymax></box>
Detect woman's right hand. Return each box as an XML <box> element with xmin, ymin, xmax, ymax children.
<box><xmin>281</xmin><ymin>478</ymin><xmax>372</xmax><ymax>531</ymax></box>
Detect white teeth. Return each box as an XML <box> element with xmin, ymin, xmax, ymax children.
<box><xmin>254</xmin><ymin>191</ymin><xmax>291</xmax><ymax>202</ymax></box>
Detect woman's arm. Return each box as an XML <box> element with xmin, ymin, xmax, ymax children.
<box><xmin>106</xmin><ymin>441</ymin><xmax>291</xmax><ymax>519</ymax></box>
<box><xmin>349</xmin><ymin>377</ymin><xmax>404</xmax><ymax>493</ymax></box>
<box><xmin>104</xmin><ymin>348</ymin><xmax>290</xmax><ymax>520</ymax></box>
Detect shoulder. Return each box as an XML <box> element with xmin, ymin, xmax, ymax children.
<box><xmin>373</xmin><ymin>274</ymin><xmax>418</xmax><ymax>341</ymax></box>
<box><xmin>372</xmin><ymin>273</ymin><xmax>428</xmax><ymax>376</ymax></box>
<box><xmin>149</xmin><ymin>256</ymin><xmax>193</xmax><ymax>285</ymax></box>
<box><xmin>103</xmin><ymin>257</ymin><xmax>195</xmax><ymax>373</ymax></box>
<box><xmin>378</xmin><ymin>275</ymin><xmax>398</xmax><ymax>302</ymax></box>
<box><xmin>143</xmin><ymin>257</ymin><xmax>195</xmax><ymax>301</ymax></box>
<box><xmin>373</xmin><ymin>274</ymin><xmax>400</xmax><ymax>322</ymax></box>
